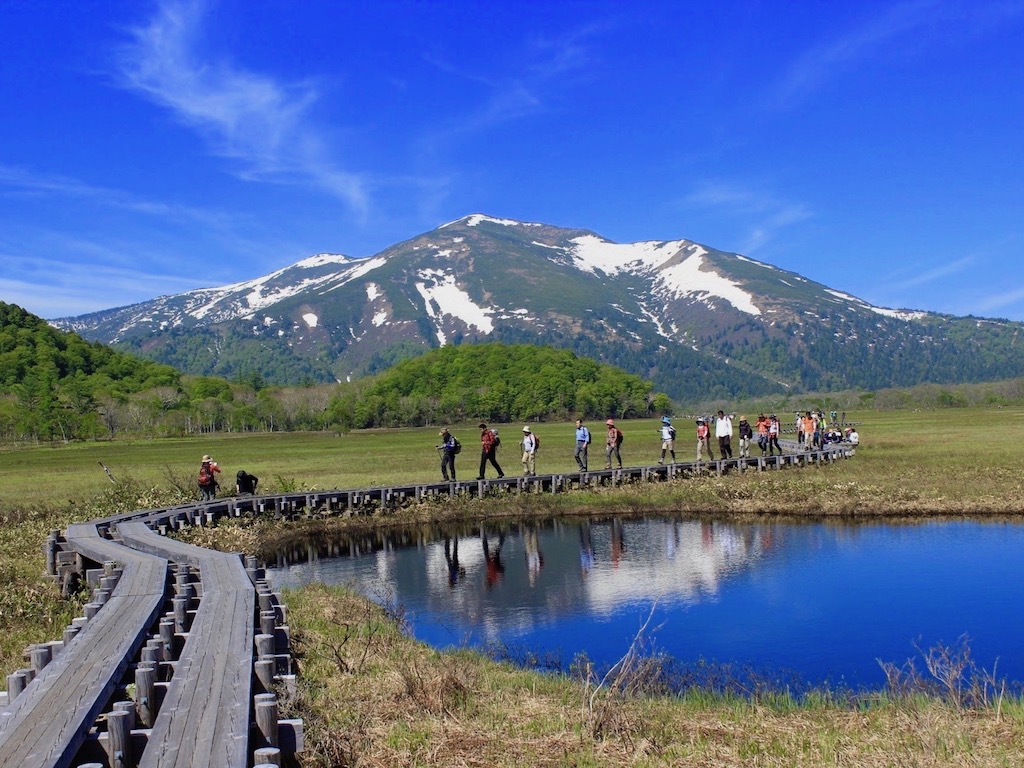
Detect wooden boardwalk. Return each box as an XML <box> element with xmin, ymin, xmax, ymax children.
<box><xmin>3</xmin><ymin>441</ymin><xmax>852</xmax><ymax>767</ymax></box>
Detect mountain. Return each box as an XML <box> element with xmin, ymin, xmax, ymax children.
<box><xmin>52</xmin><ymin>214</ymin><xmax>1024</xmax><ymax>403</ymax></box>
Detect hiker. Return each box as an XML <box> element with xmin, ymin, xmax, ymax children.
<box><xmin>802</xmin><ymin>411</ymin><xmax>816</xmax><ymax>451</ymax></box>
<box><xmin>738</xmin><ymin>416</ymin><xmax>753</xmax><ymax>458</ymax></box>
<box><xmin>847</xmin><ymin>427</ymin><xmax>860</xmax><ymax>446</ymax></box>
<box><xmin>604</xmin><ymin>418</ymin><xmax>623</xmax><ymax>469</ymax></box>
<box><xmin>658</xmin><ymin>416</ymin><xmax>676</xmax><ymax>464</ymax></box>
<box><xmin>756</xmin><ymin>414</ymin><xmax>769</xmax><ymax>456</ymax></box>
<box><xmin>574</xmin><ymin>418</ymin><xmax>591</xmax><ymax>471</ymax></box>
<box><xmin>437</xmin><ymin>427</ymin><xmax>458</xmax><ymax>482</ymax></box>
<box><xmin>235</xmin><ymin>469</ymin><xmax>258</xmax><ymax>495</ymax></box>
<box><xmin>521</xmin><ymin>425</ymin><xmax>538</xmax><ymax>476</ymax></box>
<box><xmin>477</xmin><ymin>422</ymin><xmax>504</xmax><ymax>480</ymax></box>
<box><xmin>715</xmin><ymin>410</ymin><xmax>733</xmax><ymax>459</ymax></box>
<box><xmin>768</xmin><ymin>414</ymin><xmax>783</xmax><ymax>456</ymax></box>
<box><xmin>198</xmin><ymin>454</ymin><xmax>221</xmax><ymax>501</ymax></box>
<box><xmin>696</xmin><ymin>418</ymin><xmax>714</xmax><ymax>461</ymax></box>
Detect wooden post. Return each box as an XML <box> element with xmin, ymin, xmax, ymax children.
<box><xmin>30</xmin><ymin>645</ymin><xmax>52</xmax><ymax>673</ymax></box>
<box><xmin>255</xmin><ymin>693</ymin><xmax>279</xmax><ymax>747</ymax></box>
<box><xmin>254</xmin><ymin>746</ymin><xmax>281</xmax><ymax>766</ymax></box>
<box><xmin>7</xmin><ymin>672</ymin><xmax>26</xmax><ymax>701</ymax></box>
<box><xmin>255</xmin><ymin>658</ymin><xmax>276</xmax><ymax>693</ymax></box>
<box><xmin>107</xmin><ymin>708</ymin><xmax>133</xmax><ymax>768</ymax></box>
<box><xmin>135</xmin><ymin>665</ymin><xmax>156</xmax><ymax>727</ymax></box>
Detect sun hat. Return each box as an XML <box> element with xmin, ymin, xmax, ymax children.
<box><xmin>662</xmin><ymin>416</ymin><xmax>671</xmax><ymax>424</ymax></box>
<box><xmin>522</xmin><ymin>426</ymin><xmax>531</xmax><ymax>433</ymax></box>
<box><xmin>606</xmin><ymin>419</ymin><xmax>615</xmax><ymax>426</ymax></box>
<box><xmin>202</xmin><ymin>454</ymin><xmax>212</xmax><ymax>462</ymax></box>
<box><xmin>439</xmin><ymin>428</ymin><xmax>448</xmax><ymax>435</ymax></box>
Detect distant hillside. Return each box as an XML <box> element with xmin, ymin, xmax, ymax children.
<box><xmin>0</xmin><ymin>301</ymin><xmax>181</xmax><ymax>440</ymax></box>
<box><xmin>323</xmin><ymin>343</ymin><xmax>671</xmax><ymax>428</ymax></box>
<box><xmin>54</xmin><ymin>214</ymin><xmax>1024</xmax><ymax>401</ymax></box>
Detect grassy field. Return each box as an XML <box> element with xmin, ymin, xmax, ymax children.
<box><xmin>3</xmin><ymin>407</ymin><xmax>1024</xmax><ymax>767</ymax></box>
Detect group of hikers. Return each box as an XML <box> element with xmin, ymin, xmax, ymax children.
<box><xmin>197</xmin><ymin>411</ymin><xmax>859</xmax><ymax>496</ymax></box>
<box><xmin>431</xmin><ymin>413</ymin><xmax>858</xmax><ymax>483</ymax></box>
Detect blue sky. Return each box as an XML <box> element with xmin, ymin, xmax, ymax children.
<box><xmin>2</xmin><ymin>0</ymin><xmax>1023</xmax><ymax>320</ymax></box>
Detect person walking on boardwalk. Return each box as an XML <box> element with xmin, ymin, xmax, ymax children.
<box><xmin>574</xmin><ymin>418</ymin><xmax>591</xmax><ymax>471</ymax></box>
<box><xmin>715</xmin><ymin>410</ymin><xmax>734</xmax><ymax>460</ymax></box>
<box><xmin>198</xmin><ymin>454</ymin><xmax>221</xmax><ymax>501</ymax></box>
<box><xmin>605</xmin><ymin>418</ymin><xmax>623</xmax><ymax>469</ymax></box>
<box><xmin>477</xmin><ymin>422</ymin><xmax>504</xmax><ymax>480</ymax></box>
<box><xmin>802</xmin><ymin>411</ymin><xmax>816</xmax><ymax>451</ymax></box>
<box><xmin>437</xmin><ymin>428</ymin><xmax>458</xmax><ymax>482</ymax></box>
<box><xmin>696</xmin><ymin>418</ymin><xmax>714</xmax><ymax>461</ymax></box>
<box><xmin>521</xmin><ymin>426</ymin><xmax>538</xmax><ymax>476</ymax></box>
<box><xmin>768</xmin><ymin>414</ymin><xmax>783</xmax><ymax>456</ymax></box>
<box><xmin>756</xmin><ymin>414</ymin><xmax>769</xmax><ymax>456</ymax></box>
<box><xmin>737</xmin><ymin>416</ymin><xmax>753</xmax><ymax>458</ymax></box>
<box><xmin>235</xmin><ymin>469</ymin><xmax>258</xmax><ymax>495</ymax></box>
<box><xmin>658</xmin><ymin>416</ymin><xmax>676</xmax><ymax>464</ymax></box>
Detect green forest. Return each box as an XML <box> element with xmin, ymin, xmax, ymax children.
<box><xmin>0</xmin><ymin>303</ymin><xmax>669</xmax><ymax>442</ymax></box>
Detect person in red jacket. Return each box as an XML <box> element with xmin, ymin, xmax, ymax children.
<box><xmin>477</xmin><ymin>422</ymin><xmax>504</xmax><ymax>480</ymax></box>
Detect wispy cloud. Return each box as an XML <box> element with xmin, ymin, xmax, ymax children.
<box><xmin>764</xmin><ymin>0</ymin><xmax>1024</xmax><ymax>111</ymax></box>
<box><xmin>115</xmin><ymin>0</ymin><xmax>368</xmax><ymax>213</ymax></box>
<box><xmin>680</xmin><ymin>181</ymin><xmax>812</xmax><ymax>254</ymax></box>
<box><xmin>889</xmin><ymin>255</ymin><xmax>976</xmax><ymax>290</ymax></box>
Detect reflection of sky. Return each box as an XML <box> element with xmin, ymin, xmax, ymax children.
<box><xmin>268</xmin><ymin>518</ymin><xmax>1024</xmax><ymax>690</ymax></box>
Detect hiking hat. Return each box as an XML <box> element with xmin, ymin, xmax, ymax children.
<box><xmin>522</xmin><ymin>426</ymin><xmax>531</xmax><ymax>433</ymax></box>
<box><xmin>439</xmin><ymin>428</ymin><xmax>448</xmax><ymax>436</ymax></box>
<box><xmin>202</xmin><ymin>454</ymin><xmax>212</xmax><ymax>462</ymax></box>
<box><xmin>606</xmin><ymin>419</ymin><xmax>615</xmax><ymax>426</ymax></box>
<box><xmin>662</xmin><ymin>416</ymin><xmax>671</xmax><ymax>424</ymax></box>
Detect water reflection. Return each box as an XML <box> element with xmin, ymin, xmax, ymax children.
<box><xmin>267</xmin><ymin>517</ymin><xmax>1024</xmax><ymax>689</ymax></box>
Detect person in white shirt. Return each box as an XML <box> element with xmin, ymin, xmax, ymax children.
<box><xmin>847</xmin><ymin>428</ymin><xmax>859</xmax><ymax>447</ymax></box>
<box><xmin>715</xmin><ymin>410</ymin><xmax>733</xmax><ymax>459</ymax></box>
<box><xmin>521</xmin><ymin>426</ymin><xmax>538</xmax><ymax>476</ymax></box>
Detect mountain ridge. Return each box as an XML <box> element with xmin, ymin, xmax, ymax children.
<box><xmin>52</xmin><ymin>214</ymin><xmax>1024</xmax><ymax>402</ymax></box>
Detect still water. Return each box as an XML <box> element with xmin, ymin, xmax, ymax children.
<box><xmin>268</xmin><ymin>517</ymin><xmax>1024</xmax><ymax>690</ymax></box>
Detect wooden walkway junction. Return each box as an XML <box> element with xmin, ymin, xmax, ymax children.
<box><xmin>1</xmin><ymin>441</ymin><xmax>852</xmax><ymax>768</ymax></box>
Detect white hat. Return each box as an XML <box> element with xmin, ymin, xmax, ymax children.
<box><xmin>522</xmin><ymin>425</ymin><xmax>531</xmax><ymax>433</ymax></box>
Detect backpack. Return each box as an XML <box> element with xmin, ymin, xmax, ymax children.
<box><xmin>616</xmin><ymin>428</ymin><xmax>624</xmax><ymax>445</ymax></box>
<box><xmin>532</xmin><ymin>434</ymin><xmax>540</xmax><ymax>450</ymax></box>
<box><xmin>452</xmin><ymin>436</ymin><xmax>462</xmax><ymax>454</ymax></box>
<box><xmin>198</xmin><ymin>464</ymin><xmax>213</xmax><ymax>485</ymax></box>
<box><xmin>490</xmin><ymin>429</ymin><xmax>501</xmax><ymax>448</ymax></box>
<box><xmin>669</xmin><ymin>426</ymin><xmax>677</xmax><ymax>440</ymax></box>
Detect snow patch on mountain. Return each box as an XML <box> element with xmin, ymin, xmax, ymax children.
<box><xmin>824</xmin><ymin>289</ymin><xmax>928</xmax><ymax>321</ymax></box>
<box><xmin>302</xmin><ymin>313</ymin><xmax>318</xmax><ymax>328</ymax></box>
<box><xmin>442</xmin><ymin>213</ymin><xmax>544</xmax><ymax>229</ymax></box>
<box><xmin>366</xmin><ymin>283</ymin><xmax>381</xmax><ymax>301</ymax></box>
<box><xmin>372</xmin><ymin>311</ymin><xmax>388</xmax><ymax>327</ymax></box>
<box><xmin>415</xmin><ymin>270</ymin><xmax>495</xmax><ymax>342</ymax></box>
<box><xmin>658</xmin><ymin>248</ymin><xmax>761</xmax><ymax>316</ymax></box>
<box><xmin>570</xmin><ymin>235</ymin><xmax>687</xmax><ymax>275</ymax></box>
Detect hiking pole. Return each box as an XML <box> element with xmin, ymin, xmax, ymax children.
<box><xmin>98</xmin><ymin>461</ymin><xmax>116</xmax><ymax>483</ymax></box>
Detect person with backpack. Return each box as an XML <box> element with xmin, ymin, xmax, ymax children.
<box><xmin>604</xmin><ymin>418</ymin><xmax>623</xmax><ymax>469</ymax></box>
<box><xmin>696</xmin><ymin>418</ymin><xmax>714</xmax><ymax>462</ymax></box>
<box><xmin>235</xmin><ymin>469</ymin><xmax>258</xmax><ymax>495</ymax></box>
<box><xmin>737</xmin><ymin>416</ymin><xmax>753</xmax><ymax>458</ymax></box>
<box><xmin>198</xmin><ymin>454</ymin><xmax>221</xmax><ymax>501</ymax></box>
<box><xmin>521</xmin><ymin>425</ymin><xmax>538</xmax><ymax>476</ymax></box>
<box><xmin>658</xmin><ymin>416</ymin><xmax>676</xmax><ymax>464</ymax></box>
<box><xmin>437</xmin><ymin>427</ymin><xmax>459</xmax><ymax>482</ymax></box>
<box><xmin>574</xmin><ymin>418</ymin><xmax>591</xmax><ymax>471</ymax></box>
<box><xmin>768</xmin><ymin>415</ymin><xmax>783</xmax><ymax>456</ymax></box>
<box><xmin>715</xmin><ymin>410</ymin><xmax>734</xmax><ymax>460</ymax></box>
<box><xmin>477</xmin><ymin>422</ymin><xmax>504</xmax><ymax>480</ymax></box>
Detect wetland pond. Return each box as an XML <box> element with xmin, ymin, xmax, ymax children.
<box><xmin>268</xmin><ymin>517</ymin><xmax>1024</xmax><ymax>692</ymax></box>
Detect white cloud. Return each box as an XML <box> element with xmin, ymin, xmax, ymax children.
<box><xmin>680</xmin><ymin>181</ymin><xmax>812</xmax><ymax>254</ymax></box>
<box><xmin>116</xmin><ymin>0</ymin><xmax>368</xmax><ymax>213</ymax></box>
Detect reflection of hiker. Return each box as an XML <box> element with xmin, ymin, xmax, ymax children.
<box><xmin>611</xmin><ymin>518</ymin><xmax>626</xmax><ymax>566</ymax></box>
<box><xmin>443</xmin><ymin>536</ymin><xmax>465</xmax><ymax>588</ymax></box>
<box><xmin>235</xmin><ymin>469</ymin><xmax>258</xmax><ymax>495</ymax></box>
<box><xmin>579</xmin><ymin>522</ymin><xmax>594</xmax><ymax>575</ymax></box>
<box><xmin>574</xmin><ymin>418</ymin><xmax>591</xmax><ymax>471</ymax></box>
<box><xmin>436</xmin><ymin>428</ymin><xmax>458</xmax><ymax>482</ymax></box>
<box><xmin>198</xmin><ymin>455</ymin><xmax>221</xmax><ymax>501</ymax></box>
<box><xmin>604</xmin><ymin>419</ymin><xmax>623</xmax><ymax>469</ymax></box>
<box><xmin>481</xmin><ymin>530</ymin><xmax>506</xmax><ymax>589</ymax></box>
<box><xmin>477</xmin><ymin>422</ymin><xmax>504</xmax><ymax>480</ymax></box>
<box><xmin>524</xmin><ymin>524</ymin><xmax>544</xmax><ymax>586</ymax></box>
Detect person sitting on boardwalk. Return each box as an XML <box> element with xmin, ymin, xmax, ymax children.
<box><xmin>235</xmin><ymin>469</ymin><xmax>258</xmax><ymax>495</ymax></box>
<box><xmin>198</xmin><ymin>454</ymin><xmax>221</xmax><ymax>501</ymax></box>
<box><xmin>658</xmin><ymin>416</ymin><xmax>676</xmax><ymax>464</ymax></box>
<box><xmin>437</xmin><ymin>428</ymin><xmax>458</xmax><ymax>482</ymax></box>
<box><xmin>605</xmin><ymin>419</ymin><xmax>623</xmax><ymax>469</ymax></box>
<box><xmin>574</xmin><ymin>418</ymin><xmax>591</xmax><ymax>471</ymax></box>
<box><xmin>696</xmin><ymin>418</ymin><xmax>714</xmax><ymax>461</ymax></box>
<box><xmin>846</xmin><ymin>427</ymin><xmax>860</xmax><ymax>447</ymax></box>
<box><xmin>521</xmin><ymin>426</ymin><xmax>538</xmax><ymax>476</ymax></box>
<box><xmin>477</xmin><ymin>423</ymin><xmax>504</xmax><ymax>480</ymax></box>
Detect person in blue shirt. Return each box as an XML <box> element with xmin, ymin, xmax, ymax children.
<box><xmin>574</xmin><ymin>418</ymin><xmax>591</xmax><ymax>471</ymax></box>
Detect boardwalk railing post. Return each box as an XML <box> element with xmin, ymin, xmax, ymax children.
<box><xmin>255</xmin><ymin>692</ymin><xmax>279</xmax><ymax>747</ymax></box>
